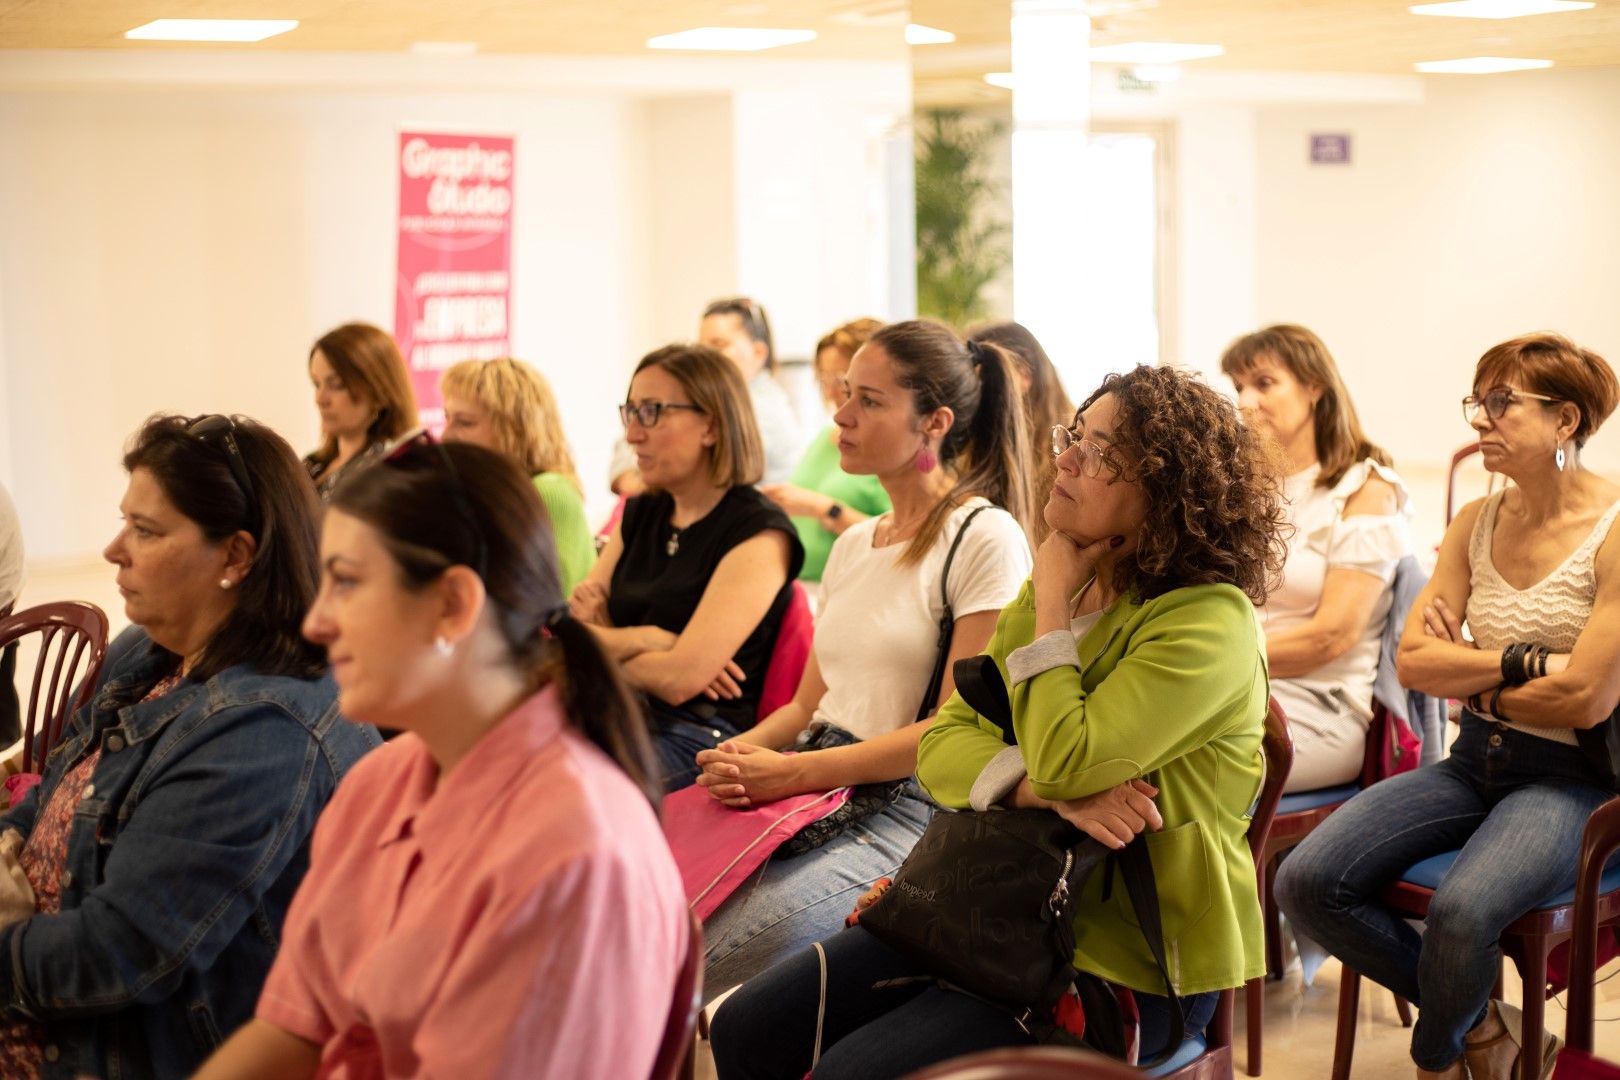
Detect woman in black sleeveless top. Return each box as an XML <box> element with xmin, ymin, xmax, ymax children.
<box><xmin>571</xmin><ymin>344</ymin><xmax>803</xmax><ymax>790</ymax></box>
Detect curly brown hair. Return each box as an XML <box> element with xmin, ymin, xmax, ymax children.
<box><xmin>1079</xmin><ymin>365</ymin><xmax>1288</xmax><ymax>605</ymax></box>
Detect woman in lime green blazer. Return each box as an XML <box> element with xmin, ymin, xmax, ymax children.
<box><xmin>710</xmin><ymin>364</ymin><xmax>1289</xmax><ymax>1080</ymax></box>
<box><xmin>440</xmin><ymin>358</ymin><xmax>598</xmax><ymax>594</ymax></box>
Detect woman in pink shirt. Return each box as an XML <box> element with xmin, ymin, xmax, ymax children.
<box><xmin>196</xmin><ymin>435</ymin><xmax>689</xmax><ymax>1080</ymax></box>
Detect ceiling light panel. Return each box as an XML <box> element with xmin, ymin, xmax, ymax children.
<box><xmin>1409</xmin><ymin>0</ymin><xmax>1592</xmax><ymax>18</ymax></box>
<box><xmin>1088</xmin><ymin>42</ymin><xmax>1224</xmax><ymax>64</ymax></box>
<box><xmin>906</xmin><ymin>24</ymin><xmax>957</xmax><ymax>45</ymax></box>
<box><xmin>646</xmin><ymin>27</ymin><xmax>817</xmax><ymax>51</ymax></box>
<box><xmin>125</xmin><ymin>19</ymin><xmax>298</xmax><ymax>42</ymax></box>
<box><xmin>1414</xmin><ymin>55</ymin><xmax>1555</xmax><ymax>71</ymax></box>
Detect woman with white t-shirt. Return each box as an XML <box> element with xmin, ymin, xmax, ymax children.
<box><xmin>694</xmin><ymin>319</ymin><xmax>1036</xmax><ymax>996</ymax></box>
<box><xmin>1223</xmin><ymin>324</ymin><xmax>1413</xmax><ymax>792</ymax></box>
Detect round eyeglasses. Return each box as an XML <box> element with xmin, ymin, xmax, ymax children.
<box><xmin>1050</xmin><ymin>425</ymin><xmax>1108</xmax><ymax>479</ymax></box>
<box><xmin>1461</xmin><ymin>387</ymin><xmax>1560</xmax><ymax>425</ymax></box>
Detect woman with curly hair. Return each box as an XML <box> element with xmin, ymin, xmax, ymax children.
<box><xmin>710</xmin><ymin>364</ymin><xmax>1288</xmax><ymax>1079</ymax></box>
<box><xmin>1222</xmin><ymin>325</ymin><xmax>1411</xmax><ymax>792</ymax></box>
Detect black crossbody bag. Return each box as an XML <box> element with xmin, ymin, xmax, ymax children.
<box><xmin>778</xmin><ymin>505</ymin><xmax>993</xmax><ymax>857</ymax></box>
<box><xmin>857</xmin><ymin>653</ymin><xmax>1184</xmax><ymax>1064</ymax></box>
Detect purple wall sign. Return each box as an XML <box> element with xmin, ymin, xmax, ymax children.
<box><xmin>1310</xmin><ymin>134</ymin><xmax>1352</xmax><ymax>165</ymax></box>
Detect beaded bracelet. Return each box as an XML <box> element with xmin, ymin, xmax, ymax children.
<box><xmin>1501</xmin><ymin>643</ymin><xmax>1533</xmax><ymax>686</ymax></box>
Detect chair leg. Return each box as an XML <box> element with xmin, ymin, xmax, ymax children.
<box><xmin>1394</xmin><ymin>995</ymin><xmax>1413</xmax><ymax>1028</ymax></box>
<box><xmin>1333</xmin><ymin>964</ymin><xmax>1362</xmax><ymax>1080</ymax></box>
<box><xmin>1246</xmin><ymin>976</ymin><xmax>1264</xmax><ymax>1076</ymax></box>
<box><xmin>1264</xmin><ymin>856</ymin><xmax>1284</xmax><ymax>979</ymax></box>
<box><xmin>1516</xmin><ymin>940</ymin><xmax>1550</xmax><ymax>1080</ymax></box>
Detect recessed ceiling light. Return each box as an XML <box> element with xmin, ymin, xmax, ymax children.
<box><xmin>410</xmin><ymin>41</ymin><xmax>479</xmax><ymax>56</ymax></box>
<box><xmin>906</xmin><ymin>24</ymin><xmax>957</xmax><ymax>45</ymax></box>
<box><xmin>125</xmin><ymin>19</ymin><xmax>298</xmax><ymax>42</ymax></box>
<box><xmin>983</xmin><ymin>72</ymin><xmax>1016</xmax><ymax>89</ymax></box>
<box><xmin>1089</xmin><ymin>42</ymin><xmax>1224</xmax><ymax>64</ymax></box>
<box><xmin>1409</xmin><ymin>0</ymin><xmax>1592</xmax><ymax>18</ymax></box>
<box><xmin>646</xmin><ymin>27</ymin><xmax>817</xmax><ymax>51</ymax></box>
<box><xmin>1415</xmin><ymin>55</ymin><xmax>1555</xmax><ymax>72</ymax></box>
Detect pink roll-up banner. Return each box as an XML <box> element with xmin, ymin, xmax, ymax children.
<box><xmin>394</xmin><ymin>130</ymin><xmax>515</xmax><ymax>428</ymax></box>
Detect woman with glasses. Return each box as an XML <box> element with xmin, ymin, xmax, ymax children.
<box><xmin>304</xmin><ymin>322</ymin><xmax>419</xmax><ymax>500</ymax></box>
<box><xmin>1279</xmin><ymin>333</ymin><xmax>1620</xmax><ymax>1080</ymax></box>
<box><xmin>711</xmin><ymin>364</ymin><xmax>1288</xmax><ymax>1079</ymax></box>
<box><xmin>695</xmin><ymin>319</ymin><xmax>1035</xmax><ymax>996</ymax></box>
<box><xmin>439</xmin><ymin>357</ymin><xmax>596</xmax><ymax>593</ymax></box>
<box><xmin>571</xmin><ymin>344</ymin><xmax>803</xmax><ymax>790</ymax></box>
<box><xmin>0</xmin><ymin>415</ymin><xmax>379</xmax><ymax>1080</ymax></box>
<box><xmin>1222</xmin><ymin>325</ymin><xmax>1412</xmax><ymax>792</ymax></box>
<box><xmin>760</xmin><ymin>317</ymin><xmax>893</xmax><ymax>583</ymax></box>
<box><xmin>195</xmin><ymin>439</ymin><xmax>686</xmax><ymax>1080</ymax></box>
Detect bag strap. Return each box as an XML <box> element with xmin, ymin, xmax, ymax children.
<box><xmin>1115</xmin><ymin>839</ymin><xmax>1185</xmax><ymax>1065</ymax></box>
<box><xmin>953</xmin><ymin>653</ymin><xmax>1015</xmax><ymax>746</ymax></box>
<box><xmin>914</xmin><ymin>504</ymin><xmax>994</xmax><ymax>722</ymax></box>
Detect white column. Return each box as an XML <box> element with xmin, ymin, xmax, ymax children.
<box><xmin>1010</xmin><ymin>0</ymin><xmax>1090</xmax><ymax>376</ymax></box>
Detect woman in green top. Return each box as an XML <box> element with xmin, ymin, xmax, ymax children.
<box><xmin>440</xmin><ymin>358</ymin><xmax>597</xmax><ymax>593</ymax></box>
<box><xmin>761</xmin><ymin>318</ymin><xmax>891</xmax><ymax>582</ymax></box>
<box><xmin>710</xmin><ymin>364</ymin><xmax>1288</xmax><ymax>1079</ymax></box>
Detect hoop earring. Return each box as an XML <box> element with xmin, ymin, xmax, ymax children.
<box><xmin>434</xmin><ymin>636</ymin><xmax>453</xmax><ymax>658</ymax></box>
<box><xmin>915</xmin><ymin>446</ymin><xmax>937</xmax><ymax>473</ymax></box>
<box><xmin>1556</xmin><ymin>444</ymin><xmax>1567</xmax><ymax>472</ymax></box>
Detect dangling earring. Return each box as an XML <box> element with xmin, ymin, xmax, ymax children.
<box><xmin>1556</xmin><ymin>444</ymin><xmax>1567</xmax><ymax>472</ymax></box>
<box><xmin>218</xmin><ymin>578</ymin><xmax>234</xmax><ymax>590</ymax></box>
<box><xmin>915</xmin><ymin>445</ymin><xmax>937</xmax><ymax>473</ymax></box>
<box><xmin>434</xmin><ymin>636</ymin><xmax>453</xmax><ymax>658</ymax></box>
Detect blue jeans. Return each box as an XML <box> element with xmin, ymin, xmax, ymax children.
<box><xmin>1275</xmin><ymin>715</ymin><xmax>1611</xmax><ymax>1070</ymax></box>
<box><xmin>703</xmin><ymin>791</ymin><xmax>934</xmax><ymax>1001</ymax></box>
<box><xmin>710</xmin><ymin>926</ymin><xmax>1219</xmax><ymax>1080</ymax></box>
<box><xmin>649</xmin><ymin>701</ymin><xmax>736</xmax><ymax>791</ymax></box>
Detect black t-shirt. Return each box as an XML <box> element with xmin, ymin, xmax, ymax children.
<box><xmin>609</xmin><ymin>485</ymin><xmax>805</xmax><ymax>733</ymax></box>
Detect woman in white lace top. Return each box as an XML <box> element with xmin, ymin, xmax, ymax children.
<box><xmin>1278</xmin><ymin>333</ymin><xmax>1620</xmax><ymax>1080</ymax></box>
<box><xmin>1223</xmin><ymin>325</ymin><xmax>1412</xmax><ymax>792</ymax></box>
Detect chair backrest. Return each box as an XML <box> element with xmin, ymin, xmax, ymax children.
<box><xmin>0</xmin><ymin>601</ymin><xmax>110</xmax><ymax>774</ymax></box>
<box><xmin>1446</xmin><ymin>441</ymin><xmax>1504</xmax><ymax>527</ymax></box>
<box><xmin>649</xmin><ymin>909</ymin><xmax>704</xmax><ymax>1080</ymax></box>
<box><xmin>1566</xmin><ymin>796</ymin><xmax>1620</xmax><ymax>1052</ymax></box>
<box><xmin>757</xmin><ymin>581</ymin><xmax>813</xmax><ymax>720</ymax></box>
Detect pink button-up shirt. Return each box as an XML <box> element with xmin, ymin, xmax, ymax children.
<box><xmin>257</xmin><ymin>687</ymin><xmax>687</xmax><ymax>1079</ymax></box>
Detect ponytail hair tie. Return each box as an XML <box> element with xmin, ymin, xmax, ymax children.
<box><xmin>540</xmin><ymin>604</ymin><xmax>571</xmax><ymax>638</ymax></box>
<box><xmin>965</xmin><ymin>339</ymin><xmax>988</xmax><ymax>367</ymax></box>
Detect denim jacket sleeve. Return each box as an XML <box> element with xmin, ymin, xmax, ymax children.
<box><xmin>0</xmin><ymin>696</ymin><xmax>335</xmax><ymax>1018</ymax></box>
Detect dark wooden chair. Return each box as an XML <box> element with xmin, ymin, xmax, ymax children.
<box><xmin>1563</xmin><ymin>797</ymin><xmax>1620</xmax><ymax>1056</ymax></box>
<box><xmin>1245</xmin><ymin>703</ymin><xmax>1413</xmax><ymax>1074</ymax></box>
<box><xmin>901</xmin><ymin>697</ymin><xmax>1293</xmax><ymax>1080</ymax></box>
<box><xmin>651</xmin><ymin>909</ymin><xmax>704</xmax><ymax>1080</ymax></box>
<box><xmin>0</xmin><ymin>601</ymin><xmax>110</xmax><ymax>774</ymax></box>
<box><xmin>1332</xmin><ymin>796</ymin><xmax>1620</xmax><ymax>1080</ymax></box>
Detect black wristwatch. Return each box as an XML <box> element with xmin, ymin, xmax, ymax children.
<box><xmin>823</xmin><ymin>502</ymin><xmax>844</xmax><ymax>529</ymax></box>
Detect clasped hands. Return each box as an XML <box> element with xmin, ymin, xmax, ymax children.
<box><xmin>567</xmin><ymin>582</ymin><xmax>747</xmax><ymax>701</ymax></box>
<box><xmin>1018</xmin><ymin>776</ymin><xmax>1163</xmax><ymax>850</ymax></box>
<box><xmin>695</xmin><ymin>741</ymin><xmax>803</xmax><ymax>807</ymax></box>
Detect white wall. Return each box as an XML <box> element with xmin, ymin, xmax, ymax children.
<box><xmin>0</xmin><ymin>50</ymin><xmax>909</xmax><ymax>571</ymax></box>
<box><xmin>1254</xmin><ymin>66</ymin><xmax>1620</xmax><ymax>474</ymax></box>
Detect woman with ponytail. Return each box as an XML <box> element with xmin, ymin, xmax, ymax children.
<box><xmin>693</xmin><ymin>319</ymin><xmax>1035</xmax><ymax>996</ymax></box>
<box><xmin>194</xmin><ymin>436</ymin><xmax>687</xmax><ymax>1080</ymax></box>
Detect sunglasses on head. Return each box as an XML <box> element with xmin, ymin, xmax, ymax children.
<box><xmin>186</xmin><ymin>415</ymin><xmax>260</xmax><ymax>535</ymax></box>
<box><xmin>381</xmin><ymin>429</ymin><xmax>489</xmax><ymax>579</ymax></box>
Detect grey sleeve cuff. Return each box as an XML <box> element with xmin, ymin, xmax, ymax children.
<box><xmin>1005</xmin><ymin>629</ymin><xmax>1079</xmax><ymax>686</ymax></box>
<box><xmin>969</xmin><ymin>745</ymin><xmax>1028</xmax><ymax>811</ymax></box>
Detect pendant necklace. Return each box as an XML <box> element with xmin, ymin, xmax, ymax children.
<box><xmin>666</xmin><ymin>526</ymin><xmax>684</xmax><ymax>557</ymax></box>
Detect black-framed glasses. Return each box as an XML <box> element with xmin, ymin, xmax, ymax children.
<box><xmin>382</xmin><ymin>429</ymin><xmax>489</xmax><ymax>579</ymax></box>
<box><xmin>1050</xmin><ymin>424</ymin><xmax>1108</xmax><ymax>479</ymax></box>
<box><xmin>619</xmin><ymin>401</ymin><xmax>705</xmax><ymax>429</ymax></box>
<box><xmin>1461</xmin><ymin>387</ymin><xmax>1560</xmax><ymax>425</ymax></box>
<box><xmin>186</xmin><ymin>415</ymin><xmax>259</xmax><ymax>533</ymax></box>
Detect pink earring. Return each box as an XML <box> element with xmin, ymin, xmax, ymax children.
<box><xmin>916</xmin><ymin>446</ymin><xmax>937</xmax><ymax>473</ymax></box>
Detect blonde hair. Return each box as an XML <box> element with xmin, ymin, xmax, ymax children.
<box><xmin>440</xmin><ymin>358</ymin><xmax>580</xmax><ymax>488</ymax></box>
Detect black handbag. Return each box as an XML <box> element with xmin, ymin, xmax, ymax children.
<box><xmin>858</xmin><ymin>654</ymin><xmax>1184</xmax><ymax>1062</ymax></box>
<box><xmin>776</xmin><ymin>505</ymin><xmax>993</xmax><ymax>859</ymax></box>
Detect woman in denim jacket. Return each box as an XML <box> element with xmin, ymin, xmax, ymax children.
<box><xmin>0</xmin><ymin>414</ymin><xmax>379</xmax><ymax>1080</ymax></box>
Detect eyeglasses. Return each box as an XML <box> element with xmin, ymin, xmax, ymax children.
<box><xmin>186</xmin><ymin>415</ymin><xmax>259</xmax><ymax>534</ymax></box>
<box><xmin>1050</xmin><ymin>425</ymin><xmax>1109</xmax><ymax>479</ymax></box>
<box><xmin>619</xmin><ymin>401</ymin><xmax>705</xmax><ymax>429</ymax></box>
<box><xmin>1461</xmin><ymin>387</ymin><xmax>1560</xmax><ymax>425</ymax></box>
<box><xmin>381</xmin><ymin>429</ymin><xmax>489</xmax><ymax>579</ymax></box>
